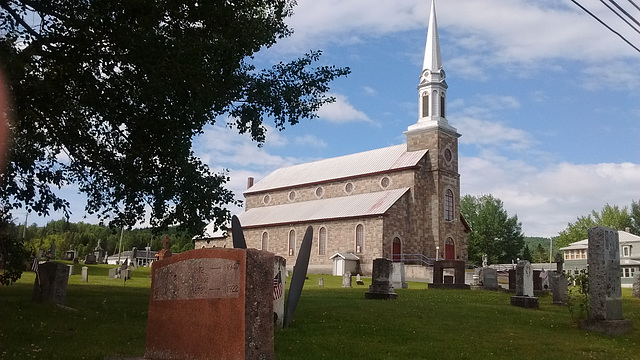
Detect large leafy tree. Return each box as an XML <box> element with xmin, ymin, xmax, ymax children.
<box><xmin>0</xmin><ymin>0</ymin><xmax>349</xmax><ymax>234</ymax></box>
<box><xmin>460</xmin><ymin>194</ymin><xmax>525</xmax><ymax>265</ymax></box>
<box><xmin>555</xmin><ymin>203</ymin><xmax>633</xmax><ymax>249</ymax></box>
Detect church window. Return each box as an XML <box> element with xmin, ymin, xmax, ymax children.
<box><xmin>444</xmin><ymin>189</ymin><xmax>454</xmax><ymax>221</ymax></box>
<box><xmin>380</xmin><ymin>176</ymin><xmax>390</xmax><ymax>188</ymax></box>
<box><xmin>422</xmin><ymin>94</ymin><xmax>429</xmax><ymax>117</ymax></box>
<box><xmin>288</xmin><ymin>230</ymin><xmax>296</xmax><ymax>256</ymax></box>
<box><xmin>355</xmin><ymin>224</ymin><xmax>364</xmax><ymax>253</ymax></box>
<box><xmin>444</xmin><ymin>148</ymin><xmax>452</xmax><ymax>162</ymax></box>
<box><xmin>261</xmin><ymin>232</ymin><xmax>269</xmax><ymax>251</ymax></box>
<box><xmin>318</xmin><ymin>227</ymin><xmax>327</xmax><ymax>255</ymax></box>
<box><xmin>288</xmin><ymin>191</ymin><xmax>296</xmax><ymax>202</ymax></box>
<box><xmin>440</xmin><ymin>92</ymin><xmax>446</xmax><ymax>117</ymax></box>
<box><xmin>315</xmin><ymin>187</ymin><xmax>324</xmax><ymax>198</ymax></box>
<box><xmin>263</xmin><ymin>194</ymin><xmax>271</xmax><ymax>205</ymax></box>
<box><xmin>344</xmin><ymin>182</ymin><xmax>354</xmax><ymax>194</ymax></box>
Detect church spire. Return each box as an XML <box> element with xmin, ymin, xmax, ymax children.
<box><xmin>423</xmin><ymin>0</ymin><xmax>442</xmax><ymax>74</ymax></box>
<box><xmin>406</xmin><ymin>0</ymin><xmax>458</xmax><ymax>137</ymax></box>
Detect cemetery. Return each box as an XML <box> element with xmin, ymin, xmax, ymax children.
<box><xmin>1</xmin><ymin>255</ymin><xmax>639</xmax><ymax>360</ymax></box>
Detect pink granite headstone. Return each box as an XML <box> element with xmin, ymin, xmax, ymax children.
<box><xmin>145</xmin><ymin>248</ymin><xmax>274</xmax><ymax>360</ymax></box>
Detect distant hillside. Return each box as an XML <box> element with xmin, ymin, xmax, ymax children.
<box><xmin>524</xmin><ymin>236</ymin><xmax>551</xmax><ymax>251</ymax></box>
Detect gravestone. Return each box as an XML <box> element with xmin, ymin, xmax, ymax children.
<box><xmin>32</xmin><ymin>262</ymin><xmax>69</xmax><ymax>305</ymax></box>
<box><xmin>342</xmin><ymin>271</ymin><xmax>352</xmax><ymax>288</ymax></box>
<box><xmin>49</xmin><ymin>240</ymin><xmax>56</xmax><ymax>260</ymax></box>
<box><xmin>481</xmin><ymin>267</ymin><xmax>498</xmax><ymax>290</ymax></box>
<box><xmin>510</xmin><ymin>260</ymin><xmax>539</xmax><ymax>308</ymax></box>
<box><xmin>157</xmin><ymin>236</ymin><xmax>173</xmax><ymax>261</ymax></box>
<box><xmin>65</xmin><ymin>250</ymin><xmax>75</xmax><ymax>261</ymax></box>
<box><xmin>429</xmin><ymin>260</ymin><xmax>470</xmax><ymax>289</ymax></box>
<box><xmin>81</xmin><ymin>266</ymin><xmax>88</xmax><ymax>282</ymax></box>
<box><xmin>108</xmin><ymin>268</ymin><xmax>118</xmax><ymax>279</ymax></box>
<box><xmin>85</xmin><ymin>254</ymin><xmax>97</xmax><ymax>265</ymax></box>
<box><xmin>580</xmin><ymin>226</ymin><xmax>633</xmax><ymax>335</ymax></box>
<box><xmin>273</xmin><ymin>256</ymin><xmax>286</xmax><ymax>329</ymax></box>
<box><xmin>549</xmin><ymin>253</ymin><xmax>568</xmax><ymax>305</ymax></box>
<box><xmin>633</xmin><ymin>274</ymin><xmax>640</xmax><ymax>298</ymax></box>
<box><xmin>365</xmin><ymin>258</ymin><xmax>397</xmax><ymax>300</ymax></box>
<box><xmin>356</xmin><ymin>274</ymin><xmax>365</xmax><ymax>285</ymax></box>
<box><xmin>67</xmin><ymin>265</ymin><xmax>74</xmax><ymax>276</ymax></box>
<box><xmin>390</xmin><ymin>262</ymin><xmax>408</xmax><ymax>289</ymax></box>
<box><xmin>318</xmin><ymin>277</ymin><xmax>323</xmax><ymax>287</ymax></box>
<box><xmin>145</xmin><ymin>248</ymin><xmax>274</xmax><ymax>360</ymax></box>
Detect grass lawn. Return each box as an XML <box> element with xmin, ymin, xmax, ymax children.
<box><xmin>1</xmin><ymin>263</ymin><xmax>639</xmax><ymax>359</ymax></box>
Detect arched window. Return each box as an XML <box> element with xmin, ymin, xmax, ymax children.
<box><xmin>261</xmin><ymin>232</ymin><xmax>269</xmax><ymax>251</ymax></box>
<box><xmin>422</xmin><ymin>94</ymin><xmax>429</xmax><ymax>117</ymax></box>
<box><xmin>445</xmin><ymin>189</ymin><xmax>454</xmax><ymax>221</ymax></box>
<box><xmin>445</xmin><ymin>237</ymin><xmax>455</xmax><ymax>260</ymax></box>
<box><xmin>355</xmin><ymin>224</ymin><xmax>364</xmax><ymax>254</ymax></box>
<box><xmin>318</xmin><ymin>227</ymin><xmax>327</xmax><ymax>255</ymax></box>
<box><xmin>288</xmin><ymin>230</ymin><xmax>296</xmax><ymax>256</ymax></box>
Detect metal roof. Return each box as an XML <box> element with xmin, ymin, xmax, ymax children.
<box><xmin>237</xmin><ymin>188</ymin><xmax>410</xmax><ymax>228</ymax></box>
<box><xmin>245</xmin><ymin>145</ymin><xmax>426</xmax><ymax>194</ymax></box>
<box><xmin>329</xmin><ymin>253</ymin><xmax>360</xmax><ymax>261</ymax></box>
<box><xmin>559</xmin><ymin>230</ymin><xmax>640</xmax><ymax>251</ymax></box>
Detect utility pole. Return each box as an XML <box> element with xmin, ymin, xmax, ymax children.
<box><xmin>117</xmin><ymin>227</ymin><xmax>124</xmax><ymax>265</ymax></box>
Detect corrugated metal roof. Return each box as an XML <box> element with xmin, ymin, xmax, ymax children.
<box><xmin>245</xmin><ymin>144</ymin><xmax>426</xmax><ymax>194</ymax></box>
<box><xmin>237</xmin><ymin>188</ymin><xmax>410</xmax><ymax>228</ymax></box>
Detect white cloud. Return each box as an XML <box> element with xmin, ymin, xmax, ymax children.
<box><xmin>363</xmin><ymin>86</ymin><xmax>377</xmax><ymax>96</ymax></box>
<box><xmin>317</xmin><ymin>93</ymin><xmax>373</xmax><ymax>124</ymax></box>
<box><xmin>456</xmin><ymin>116</ymin><xmax>532</xmax><ymax>150</ymax></box>
<box><xmin>294</xmin><ymin>135</ymin><xmax>327</xmax><ymax>149</ymax></box>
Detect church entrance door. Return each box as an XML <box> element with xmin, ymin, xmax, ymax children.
<box><xmin>392</xmin><ymin>238</ymin><xmax>402</xmax><ymax>262</ymax></box>
<box><xmin>444</xmin><ymin>237</ymin><xmax>455</xmax><ymax>260</ymax></box>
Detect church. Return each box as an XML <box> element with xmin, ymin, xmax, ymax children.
<box><xmin>201</xmin><ymin>1</ymin><xmax>469</xmax><ymax>275</ymax></box>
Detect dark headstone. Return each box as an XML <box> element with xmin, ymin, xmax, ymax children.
<box><xmin>145</xmin><ymin>248</ymin><xmax>274</xmax><ymax>360</ymax></box>
<box><xmin>365</xmin><ymin>258</ymin><xmax>397</xmax><ymax>300</ymax></box>
<box><xmin>284</xmin><ymin>226</ymin><xmax>313</xmax><ymax>328</ymax></box>
<box><xmin>481</xmin><ymin>267</ymin><xmax>498</xmax><ymax>290</ymax></box>
<box><xmin>32</xmin><ymin>262</ymin><xmax>69</xmax><ymax>305</ymax></box>
<box><xmin>231</xmin><ymin>215</ymin><xmax>247</xmax><ymax>249</ymax></box>
<box><xmin>429</xmin><ymin>260</ymin><xmax>470</xmax><ymax>289</ymax></box>
<box><xmin>85</xmin><ymin>254</ymin><xmax>97</xmax><ymax>265</ymax></box>
<box><xmin>548</xmin><ymin>270</ymin><xmax>568</xmax><ymax>305</ymax></box>
<box><xmin>510</xmin><ymin>260</ymin><xmax>539</xmax><ymax>309</ymax></box>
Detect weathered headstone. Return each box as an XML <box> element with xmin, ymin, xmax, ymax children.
<box><xmin>49</xmin><ymin>240</ymin><xmax>56</xmax><ymax>260</ymax></box>
<box><xmin>365</xmin><ymin>258</ymin><xmax>397</xmax><ymax>300</ymax></box>
<box><xmin>145</xmin><ymin>248</ymin><xmax>274</xmax><ymax>360</ymax></box>
<box><xmin>157</xmin><ymin>236</ymin><xmax>173</xmax><ymax>261</ymax></box>
<box><xmin>429</xmin><ymin>260</ymin><xmax>470</xmax><ymax>289</ymax></box>
<box><xmin>356</xmin><ymin>273</ymin><xmax>364</xmax><ymax>285</ymax></box>
<box><xmin>108</xmin><ymin>268</ymin><xmax>118</xmax><ymax>279</ymax></box>
<box><xmin>81</xmin><ymin>266</ymin><xmax>89</xmax><ymax>282</ymax></box>
<box><xmin>549</xmin><ymin>254</ymin><xmax>568</xmax><ymax>305</ymax></box>
<box><xmin>580</xmin><ymin>226</ymin><xmax>633</xmax><ymax>335</ymax></box>
<box><xmin>633</xmin><ymin>274</ymin><xmax>640</xmax><ymax>298</ymax></box>
<box><xmin>318</xmin><ymin>277</ymin><xmax>324</xmax><ymax>287</ymax></box>
<box><xmin>390</xmin><ymin>262</ymin><xmax>408</xmax><ymax>289</ymax></box>
<box><xmin>84</xmin><ymin>254</ymin><xmax>97</xmax><ymax>265</ymax></box>
<box><xmin>481</xmin><ymin>267</ymin><xmax>498</xmax><ymax>290</ymax></box>
<box><xmin>273</xmin><ymin>256</ymin><xmax>286</xmax><ymax>329</ymax></box>
<box><xmin>32</xmin><ymin>262</ymin><xmax>69</xmax><ymax>305</ymax></box>
<box><xmin>510</xmin><ymin>260</ymin><xmax>539</xmax><ymax>308</ymax></box>
<box><xmin>67</xmin><ymin>265</ymin><xmax>74</xmax><ymax>276</ymax></box>
<box><xmin>342</xmin><ymin>271</ymin><xmax>352</xmax><ymax>288</ymax></box>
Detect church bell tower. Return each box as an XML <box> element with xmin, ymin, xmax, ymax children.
<box><xmin>405</xmin><ymin>0</ymin><xmax>467</xmax><ymax>262</ymax></box>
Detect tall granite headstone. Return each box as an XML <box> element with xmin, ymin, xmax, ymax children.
<box><xmin>32</xmin><ymin>262</ymin><xmax>69</xmax><ymax>305</ymax></box>
<box><xmin>81</xmin><ymin>266</ymin><xmax>88</xmax><ymax>282</ymax></box>
<box><xmin>390</xmin><ymin>262</ymin><xmax>408</xmax><ymax>289</ymax></box>
<box><xmin>145</xmin><ymin>248</ymin><xmax>274</xmax><ymax>360</ymax></box>
<box><xmin>365</xmin><ymin>258</ymin><xmax>397</xmax><ymax>300</ymax></box>
<box><xmin>273</xmin><ymin>256</ymin><xmax>286</xmax><ymax>329</ymax></box>
<box><xmin>549</xmin><ymin>253</ymin><xmax>568</xmax><ymax>305</ymax></box>
<box><xmin>633</xmin><ymin>274</ymin><xmax>640</xmax><ymax>298</ymax></box>
<box><xmin>580</xmin><ymin>226</ymin><xmax>633</xmax><ymax>335</ymax></box>
<box><xmin>510</xmin><ymin>260</ymin><xmax>539</xmax><ymax>308</ymax></box>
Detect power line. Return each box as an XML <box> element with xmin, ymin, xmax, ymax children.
<box><xmin>627</xmin><ymin>0</ymin><xmax>640</xmax><ymax>12</ymax></box>
<box><xmin>600</xmin><ymin>0</ymin><xmax>640</xmax><ymax>35</ymax></box>
<box><xmin>608</xmin><ymin>0</ymin><xmax>640</xmax><ymax>29</ymax></box>
<box><xmin>570</xmin><ymin>0</ymin><xmax>640</xmax><ymax>54</ymax></box>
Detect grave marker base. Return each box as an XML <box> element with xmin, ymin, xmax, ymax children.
<box><xmin>510</xmin><ymin>295</ymin><xmax>539</xmax><ymax>309</ymax></box>
<box><xmin>579</xmin><ymin>319</ymin><xmax>633</xmax><ymax>336</ymax></box>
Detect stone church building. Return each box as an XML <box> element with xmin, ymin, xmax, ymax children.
<box><xmin>204</xmin><ymin>1</ymin><xmax>469</xmax><ymax>275</ymax></box>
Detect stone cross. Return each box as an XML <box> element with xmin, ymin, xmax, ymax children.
<box><xmin>162</xmin><ymin>236</ymin><xmax>170</xmax><ymax>250</ymax></box>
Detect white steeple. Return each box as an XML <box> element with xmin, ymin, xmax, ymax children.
<box><xmin>406</xmin><ymin>0</ymin><xmax>458</xmax><ymax>136</ymax></box>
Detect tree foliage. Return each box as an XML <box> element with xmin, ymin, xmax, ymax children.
<box><xmin>555</xmin><ymin>203</ymin><xmax>633</xmax><ymax>249</ymax></box>
<box><xmin>460</xmin><ymin>194</ymin><xmax>525</xmax><ymax>265</ymax></box>
<box><xmin>0</xmin><ymin>0</ymin><xmax>350</xmax><ymax>234</ymax></box>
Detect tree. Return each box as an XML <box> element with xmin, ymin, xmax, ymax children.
<box><xmin>460</xmin><ymin>194</ymin><xmax>525</xmax><ymax>265</ymax></box>
<box><xmin>0</xmin><ymin>0</ymin><xmax>350</xmax><ymax>235</ymax></box>
<box><xmin>521</xmin><ymin>244</ymin><xmax>532</xmax><ymax>262</ymax></box>
<box><xmin>533</xmin><ymin>244</ymin><xmax>547</xmax><ymax>263</ymax></box>
<box><xmin>630</xmin><ymin>200</ymin><xmax>640</xmax><ymax>235</ymax></box>
<box><xmin>555</xmin><ymin>203</ymin><xmax>632</xmax><ymax>249</ymax></box>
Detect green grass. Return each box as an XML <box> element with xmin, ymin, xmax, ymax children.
<box><xmin>1</xmin><ymin>267</ymin><xmax>639</xmax><ymax>359</ymax></box>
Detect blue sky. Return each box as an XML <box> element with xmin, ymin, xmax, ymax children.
<box><xmin>27</xmin><ymin>0</ymin><xmax>640</xmax><ymax>237</ymax></box>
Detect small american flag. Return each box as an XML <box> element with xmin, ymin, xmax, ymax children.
<box><xmin>273</xmin><ymin>272</ymin><xmax>283</xmax><ymax>300</ymax></box>
<box><xmin>31</xmin><ymin>257</ymin><xmax>39</xmax><ymax>273</ymax></box>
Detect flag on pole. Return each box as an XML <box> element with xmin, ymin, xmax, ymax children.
<box><xmin>120</xmin><ymin>258</ymin><xmax>128</xmax><ymax>271</ymax></box>
<box><xmin>31</xmin><ymin>257</ymin><xmax>39</xmax><ymax>273</ymax></box>
<box><xmin>273</xmin><ymin>271</ymin><xmax>283</xmax><ymax>300</ymax></box>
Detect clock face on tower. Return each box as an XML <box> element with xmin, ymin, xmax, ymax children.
<box><xmin>444</xmin><ymin>148</ymin><xmax>452</xmax><ymax>162</ymax></box>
